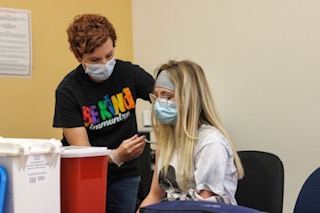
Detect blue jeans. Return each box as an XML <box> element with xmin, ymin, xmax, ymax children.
<box><xmin>106</xmin><ymin>176</ymin><xmax>140</xmax><ymax>213</ymax></box>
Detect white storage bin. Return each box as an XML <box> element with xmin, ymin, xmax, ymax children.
<box><xmin>0</xmin><ymin>137</ymin><xmax>62</xmax><ymax>213</ymax></box>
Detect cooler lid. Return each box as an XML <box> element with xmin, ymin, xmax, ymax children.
<box><xmin>60</xmin><ymin>146</ymin><xmax>111</xmax><ymax>158</ymax></box>
<box><xmin>0</xmin><ymin>137</ymin><xmax>62</xmax><ymax>156</ymax></box>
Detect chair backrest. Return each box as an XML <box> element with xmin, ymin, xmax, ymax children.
<box><xmin>294</xmin><ymin>167</ymin><xmax>320</xmax><ymax>213</ymax></box>
<box><xmin>0</xmin><ymin>166</ymin><xmax>7</xmax><ymax>213</ymax></box>
<box><xmin>235</xmin><ymin>151</ymin><xmax>284</xmax><ymax>213</ymax></box>
<box><xmin>137</xmin><ymin>131</ymin><xmax>152</xmax><ymax>205</ymax></box>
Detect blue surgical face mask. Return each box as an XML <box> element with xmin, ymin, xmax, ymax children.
<box><xmin>154</xmin><ymin>98</ymin><xmax>177</xmax><ymax>125</ymax></box>
<box><xmin>84</xmin><ymin>58</ymin><xmax>116</xmax><ymax>82</ymax></box>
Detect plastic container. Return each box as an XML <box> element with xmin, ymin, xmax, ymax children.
<box><xmin>0</xmin><ymin>165</ymin><xmax>7</xmax><ymax>213</ymax></box>
<box><xmin>0</xmin><ymin>137</ymin><xmax>62</xmax><ymax>213</ymax></box>
<box><xmin>60</xmin><ymin>146</ymin><xmax>111</xmax><ymax>213</ymax></box>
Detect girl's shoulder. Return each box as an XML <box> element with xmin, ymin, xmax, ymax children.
<box><xmin>197</xmin><ymin>124</ymin><xmax>224</xmax><ymax>140</ymax></box>
<box><xmin>196</xmin><ymin>124</ymin><xmax>231</xmax><ymax>150</ymax></box>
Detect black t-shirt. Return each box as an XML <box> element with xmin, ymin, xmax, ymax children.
<box><xmin>53</xmin><ymin>59</ymin><xmax>155</xmax><ymax>181</ymax></box>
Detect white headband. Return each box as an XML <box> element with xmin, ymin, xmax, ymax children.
<box><xmin>155</xmin><ymin>70</ymin><xmax>175</xmax><ymax>91</ymax></box>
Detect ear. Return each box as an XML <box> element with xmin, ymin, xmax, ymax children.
<box><xmin>75</xmin><ymin>54</ymin><xmax>82</xmax><ymax>63</ymax></box>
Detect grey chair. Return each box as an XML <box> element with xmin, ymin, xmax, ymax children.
<box><xmin>235</xmin><ymin>151</ymin><xmax>284</xmax><ymax>213</ymax></box>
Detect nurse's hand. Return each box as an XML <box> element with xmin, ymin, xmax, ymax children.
<box><xmin>115</xmin><ymin>134</ymin><xmax>146</xmax><ymax>162</ymax></box>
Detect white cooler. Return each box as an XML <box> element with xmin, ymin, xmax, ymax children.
<box><xmin>0</xmin><ymin>137</ymin><xmax>62</xmax><ymax>213</ymax></box>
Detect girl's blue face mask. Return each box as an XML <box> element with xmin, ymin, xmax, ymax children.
<box><xmin>154</xmin><ymin>98</ymin><xmax>177</xmax><ymax>125</ymax></box>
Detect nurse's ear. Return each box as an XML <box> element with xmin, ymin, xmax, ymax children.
<box><xmin>74</xmin><ymin>53</ymin><xmax>82</xmax><ymax>63</ymax></box>
<box><xmin>75</xmin><ymin>54</ymin><xmax>86</xmax><ymax>70</ymax></box>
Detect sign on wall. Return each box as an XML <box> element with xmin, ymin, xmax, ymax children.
<box><xmin>0</xmin><ymin>7</ymin><xmax>32</xmax><ymax>77</ymax></box>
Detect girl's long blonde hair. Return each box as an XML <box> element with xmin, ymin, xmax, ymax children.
<box><xmin>152</xmin><ymin>60</ymin><xmax>244</xmax><ymax>188</ymax></box>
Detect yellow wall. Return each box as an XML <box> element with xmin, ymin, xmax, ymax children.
<box><xmin>0</xmin><ymin>0</ymin><xmax>133</xmax><ymax>139</ymax></box>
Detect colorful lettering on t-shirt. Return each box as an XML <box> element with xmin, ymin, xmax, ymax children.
<box><xmin>82</xmin><ymin>87</ymin><xmax>136</xmax><ymax>127</ymax></box>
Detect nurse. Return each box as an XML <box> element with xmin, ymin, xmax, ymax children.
<box><xmin>53</xmin><ymin>14</ymin><xmax>155</xmax><ymax>213</ymax></box>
